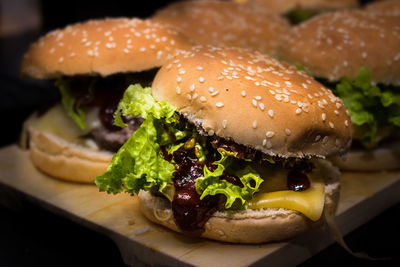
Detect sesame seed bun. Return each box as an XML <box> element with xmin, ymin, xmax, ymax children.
<box><xmin>21</xmin><ymin>18</ymin><xmax>195</xmax><ymax>79</ymax></box>
<box><xmin>139</xmin><ymin>159</ymin><xmax>340</xmax><ymax>243</ymax></box>
<box><xmin>242</xmin><ymin>0</ymin><xmax>359</xmax><ymax>14</ymax></box>
<box><xmin>20</xmin><ymin>18</ymin><xmax>195</xmax><ymax>183</ymax></box>
<box><xmin>152</xmin><ymin>46</ymin><xmax>352</xmax><ymax>159</ymax></box>
<box><xmin>279</xmin><ymin>10</ymin><xmax>400</xmax><ymax>85</ymax></box>
<box><xmin>151</xmin><ymin>0</ymin><xmax>290</xmax><ymax>56</ymax></box>
<box><xmin>28</xmin><ymin>126</ymin><xmax>112</xmax><ymax>183</ymax></box>
<box><xmin>364</xmin><ymin>0</ymin><xmax>400</xmax><ymax>17</ymax></box>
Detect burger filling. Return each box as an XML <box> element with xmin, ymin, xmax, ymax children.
<box><xmin>95</xmin><ymin>84</ymin><xmax>326</xmax><ymax>236</ymax></box>
<box><xmin>299</xmin><ymin>66</ymin><xmax>400</xmax><ymax>149</ymax></box>
<box><xmin>27</xmin><ymin>70</ymin><xmax>157</xmax><ymax>152</ymax></box>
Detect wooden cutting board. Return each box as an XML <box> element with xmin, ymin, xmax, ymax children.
<box><xmin>0</xmin><ymin>144</ymin><xmax>399</xmax><ymax>266</ymax></box>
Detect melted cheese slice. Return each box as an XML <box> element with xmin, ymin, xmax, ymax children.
<box><xmin>248</xmin><ymin>168</ymin><xmax>325</xmax><ymax>221</ymax></box>
<box><xmin>30</xmin><ymin>104</ymin><xmax>101</xmax><ymax>141</ymax></box>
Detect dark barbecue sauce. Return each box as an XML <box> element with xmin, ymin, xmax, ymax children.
<box><xmin>286</xmin><ymin>161</ymin><xmax>313</xmax><ymax>191</ymax></box>
<box><xmin>170</xmin><ymin>148</ymin><xmax>219</xmax><ymax>236</ymax></box>
<box><xmin>163</xmin><ymin>135</ymin><xmax>314</xmax><ymax>236</ymax></box>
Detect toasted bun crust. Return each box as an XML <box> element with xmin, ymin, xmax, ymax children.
<box><xmin>139</xmin><ymin>159</ymin><xmax>340</xmax><ymax>243</ymax></box>
<box><xmin>244</xmin><ymin>0</ymin><xmax>359</xmax><ymax>14</ymax></box>
<box><xmin>365</xmin><ymin>0</ymin><xmax>400</xmax><ymax>16</ymax></box>
<box><xmin>21</xmin><ymin>18</ymin><xmax>194</xmax><ymax>79</ymax></box>
<box><xmin>329</xmin><ymin>141</ymin><xmax>400</xmax><ymax>171</ymax></box>
<box><xmin>151</xmin><ymin>1</ymin><xmax>290</xmax><ymax>56</ymax></box>
<box><xmin>28</xmin><ymin>126</ymin><xmax>112</xmax><ymax>183</ymax></box>
<box><xmin>152</xmin><ymin>46</ymin><xmax>352</xmax><ymax>158</ymax></box>
<box><xmin>279</xmin><ymin>10</ymin><xmax>400</xmax><ymax>85</ymax></box>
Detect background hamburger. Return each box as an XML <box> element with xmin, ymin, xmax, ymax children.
<box><xmin>151</xmin><ymin>0</ymin><xmax>290</xmax><ymax>56</ymax></box>
<box><xmin>279</xmin><ymin>9</ymin><xmax>400</xmax><ymax>171</ymax></box>
<box><xmin>20</xmin><ymin>17</ymin><xmax>194</xmax><ymax>182</ymax></box>
<box><xmin>96</xmin><ymin>46</ymin><xmax>352</xmax><ymax>243</ymax></box>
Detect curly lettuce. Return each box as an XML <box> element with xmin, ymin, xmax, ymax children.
<box><xmin>96</xmin><ymin>84</ymin><xmax>264</xmax><ymax>210</ymax></box>
<box><xmin>55</xmin><ymin>79</ymin><xmax>88</xmax><ymax>130</ymax></box>
<box><xmin>196</xmin><ymin>149</ymin><xmax>263</xmax><ymax>209</ymax></box>
<box><xmin>95</xmin><ymin>84</ymin><xmax>179</xmax><ymax>195</ymax></box>
<box><xmin>333</xmin><ymin>67</ymin><xmax>400</xmax><ymax>148</ymax></box>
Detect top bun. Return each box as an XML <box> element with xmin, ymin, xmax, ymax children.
<box><xmin>21</xmin><ymin>18</ymin><xmax>195</xmax><ymax>79</ymax></box>
<box><xmin>243</xmin><ymin>0</ymin><xmax>359</xmax><ymax>14</ymax></box>
<box><xmin>152</xmin><ymin>46</ymin><xmax>352</xmax><ymax>158</ymax></box>
<box><xmin>364</xmin><ymin>0</ymin><xmax>400</xmax><ymax>16</ymax></box>
<box><xmin>151</xmin><ymin>0</ymin><xmax>290</xmax><ymax>56</ymax></box>
<box><xmin>279</xmin><ymin>10</ymin><xmax>400</xmax><ymax>85</ymax></box>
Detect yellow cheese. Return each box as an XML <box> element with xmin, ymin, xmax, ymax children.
<box><xmin>249</xmin><ymin>170</ymin><xmax>325</xmax><ymax>221</ymax></box>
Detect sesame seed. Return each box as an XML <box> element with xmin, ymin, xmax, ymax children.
<box><xmin>58</xmin><ymin>57</ymin><xmax>64</xmax><ymax>63</ymax></box>
<box><xmin>266</xmin><ymin>141</ymin><xmax>272</xmax><ymax>149</ymax></box>
<box><xmin>123</xmin><ymin>48</ymin><xmax>129</xmax><ymax>54</ymax></box>
<box><xmin>315</xmin><ymin>135</ymin><xmax>321</xmax><ymax>142</ymax></box>
<box><xmin>334</xmin><ymin>110</ymin><xmax>340</xmax><ymax>115</ymax></box>
<box><xmin>266</xmin><ymin>131</ymin><xmax>275</xmax><ymax>138</ymax></box>
<box><xmin>177</xmin><ymin>76</ymin><xmax>182</xmax><ymax>83</ymax></box>
<box><xmin>252</xmin><ymin>121</ymin><xmax>257</xmax><ymax>129</ymax></box>
<box><xmin>268</xmin><ymin>110</ymin><xmax>274</xmax><ymax>118</ymax></box>
<box><xmin>200</xmin><ymin>96</ymin><xmax>207</xmax><ymax>102</ymax></box>
<box><xmin>329</xmin><ymin>122</ymin><xmax>335</xmax><ymax>128</ymax></box>
<box><xmin>197</xmin><ymin>66</ymin><xmax>203</xmax><ymax>70</ymax></box>
<box><xmin>216</xmin><ymin>102</ymin><xmax>224</xmax><ymax>108</ymax></box>
<box><xmin>176</xmin><ymin>86</ymin><xmax>181</xmax><ymax>94</ymax></box>
<box><xmin>259</xmin><ymin>103</ymin><xmax>265</xmax><ymax>110</ymax></box>
<box><xmin>208</xmin><ymin>87</ymin><xmax>214</xmax><ymax>93</ymax></box>
<box><xmin>285</xmin><ymin>128</ymin><xmax>291</xmax><ymax>136</ymax></box>
<box><xmin>252</xmin><ymin>99</ymin><xmax>257</xmax><ymax>107</ymax></box>
<box><xmin>69</xmin><ymin>52</ymin><xmax>75</xmax><ymax>57</ymax></box>
<box><xmin>335</xmin><ymin>139</ymin><xmax>341</xmax><ymax>146</ymax></box>
<box><xmin>222</xmin><ymin>120</ymin><xmax>227</xmax><ymax>129</ymax></box>
<box><xmin>296</xmin><ymin>108</ymin><xmax>302</xmax><ymax>114</ymax></box>
<box><xmin>211</xmin><ymin>91</ymin><xmax>219</xmax><ymax>96</ymax></box>
<box><xmin>190</xmin><ymin>83</ymin><xmax>195</xmax><ymax>91</ymax></box>
<box><xmin>322</xmin><ymin>113</ymin><xmax>326</xmax><ymax>121</ymax></box>
<box><xmin>322</xmin><ymin>136</ymin><xmax>329</xmax><ymax>144</ymax></box>
<box><xmin>241</xmin><ymin>90</ymin><xmax>246</xmax><ymax>97</ymax></box>
<box><xmin>192</xmin><ymin>93</ymin><xmax>198</xmax><ymax>100</ymax></box>
<box><xmin>140</xmin><ymin>47</ymin><xmax>146</xmax><ymax>52</ymax></box>
<box><xmin>255</xmin><ymin>96</ymin><xmax>262</xmax><ymax>100</ymax></box>
<box><xmin>362</xmin><ymin>52</ymin><xmax>367</xmax><ymax>59</ymax></box>
<box><xmin>187</xmin><ymin>94</ymin><xmax>191</xmax><ymax>100</ymax></box>
<box><xmin>345</xmin><ymin>120</ymin><xmax>349</xmax><ymax>127</ymax></box>
<box><xmin>263</xmin><ymin>139</ymin><xmax>267</xmax><ymax>146</ymax></box>
<box><xmin>199</xmin><ymin>77</ymin><xmax>205</xmax><ymax>83</ymax></box>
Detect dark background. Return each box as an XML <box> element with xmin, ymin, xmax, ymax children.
<box><xmin>0</xmin><ymin>0</ymin><xmax>399</xmax><ymax>266</ymax></box>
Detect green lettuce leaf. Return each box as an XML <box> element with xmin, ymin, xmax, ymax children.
<box><xmin>195</xmin><ymin>150</ymin><xmax>263</xmax><ymax>209</ymax></box>
<box><xmin>55</xmin><ymin>79</ymin><xmax>87</xmax><ymax>130</ymax></box>
<box><xmin>95</xmin><ymin>84</ymin><xmax>178</xmax><ymax>195</ymax></box>
<box><xmin>285</xmin><ymin>8</ymin><xmax>319</xmax><ymax>25</ymax></box>
<box><xmin>114</xmin><ymin>84</ymin><xmax>177</xmax><ymax>127</ymax></box>
<box><xmin>333</xmin><ymin>67</ymin><xmax>400</xmax><ymax>148</ymax></box>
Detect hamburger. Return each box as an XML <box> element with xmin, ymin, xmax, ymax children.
<box><xmin>20</xmin><ymin>18</ymin><xmax>194</xmax><ymax>183</ymax></box>
<box><xmin>279</xmin><ymin>10</ymin><xmax>400</xmax><ymax>171</ymax></box>
<box><xmin>234</xmin><ymin>0</ymin><xmax>359</xmax><ymax>24</ymax></box>
<box><xmin>364</xmin><ymin>0</ymin><xmax>400</xmax><ymax>17</ymax></box>
<box><xmin>96</xmin><ymin>46</ymin><xmax>352</xmax><ymax>243</ymax></box>
<box><xmin>151</xmin><ymin>0</ymin><xmax>290</xmax><ymax>56</ymax></box>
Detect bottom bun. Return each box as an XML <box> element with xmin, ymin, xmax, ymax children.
<box><xmin>28</xmin><ymin>127</ymin><xmax>112</xmax><ymax>183</ymax></box>
<box><xmin>329</xmin><ymin>141</ymin><xmax>400</xmax><ymax>171</ymax></box>
<box><xmin>138</xmin><ymin>159</ymin><xmax>340</xmax><ymax>243</ymax></box>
